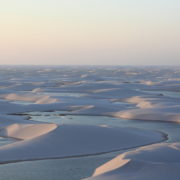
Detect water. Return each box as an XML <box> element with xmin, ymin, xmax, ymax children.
<box><xmin>28</xmin><ymin>111</ymin><xmax>180</xmax><ymax>142</ymax></box>
<box><xmin>0</xmin><ymin>155</ymin><xmax>112</xmax><ymax>180</ymax></box>
<box><xmin>0</xmin><ymin>66</ymin><xmax>179</xmax><ymax>180</ymax></box>
<box><xmin>0</xmin><ymin>113</ymin><xmax>179</xmax><ymax>180</ymax></box>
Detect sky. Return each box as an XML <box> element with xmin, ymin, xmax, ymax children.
<box><xmin>0</xmin><ymin>0</ymin><xmax>179</xmax><ymax>65</ymax></box>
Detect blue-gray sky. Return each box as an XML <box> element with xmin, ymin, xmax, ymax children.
<box><xmin>0</xmin><ymin>0</ymin><xmax>179</xmax><ymax>65</ymax></box>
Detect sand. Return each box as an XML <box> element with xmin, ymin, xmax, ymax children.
<box><xmin>85</xmin><ymin>143</ymin><xmax>180</xmax><ymax>180</ymax></box>
<box><xmin>0</xmin><ymin>66</ymin><xmax>179</xmax><ymax>179</ymax></box>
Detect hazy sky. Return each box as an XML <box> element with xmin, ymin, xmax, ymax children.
<box><xmin>0</xmin><ymin>0</ymin><xmax>179</xmax><ymax>65</ymax></box>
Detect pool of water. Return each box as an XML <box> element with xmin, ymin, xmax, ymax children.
<box><xmin>0</xmin><ymin>112</ymin><xmax>179</xmax><ymax>180</ymax></box>
<box><xmin>28</xmin><ymin>111</ymin><xmax>180</xmax><ymax>142</ymax></box>
<box><xmin>0</xmin><ymin>154</ymin><xmax>115</xmax><ymax>180</ymax></box>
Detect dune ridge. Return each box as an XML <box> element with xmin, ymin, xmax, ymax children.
<box><xmin>0</xmin><ymin>93</ymin><xmax>59</xmax><ymax>104</ymax></box>
<box><xmin>85</xmin><ymin>143</ymin><xmax>180</xmax><ymax>180</ymax></box>
<box><xmin>0</xmin><ymin>123</ymin><xmax>57</xmax><ymax>140</ymax></box>
<box><xmin>0</xmin><ymin>115</ymin><xmax>165</xmax><ymax>164</ymax></box>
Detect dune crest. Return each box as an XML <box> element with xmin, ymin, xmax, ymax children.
<box><xmin>85</xmin><ymin>143</ymin><xmax>180</xmax><ymax>180</ymax></box>
<box><xmin>0</xmin><ymin>123</ymin><xmax>57</xmax><ymax>140</ymax></box>
<box><xmin>125</xmin><ymin>96</ymin><xmax>156</xmax><ymax>109</ymax></box>
<box><xmin>113</xmin><ymin>109</ymin><xmax>180</xmax><ymax>123</ymax></box>
<box><xmin>0</xmin><ymin>93</ymin><xmax>59</xmax><ymax>104</ymax></box>
<box><xmin>0</xmin><ymin>123</ymin><xmax>165</xmax><ymax>163</ymax></box>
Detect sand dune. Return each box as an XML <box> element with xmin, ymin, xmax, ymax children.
<box><xmin>113</xmin><ymin>109</ymin><xmax>180</xmax><ymax>123</ymax></box>
<box><xmin>0</xmin><ymin>123</ymin><xmax>57</xmax><ymax>140</ymax></box>
<box><xmin>32</xmin><ymin>88</ymin><xmax>43</xmax><ymax>93</ymax></box>
<box><xmin>0</xmin><ymin>66</ymin><xmax>179</xmax><ymax>179</ymax></box>
<box><xmin>0</xmin><ymin>93</ymin><xmax>59</xmax><ymax>104</ymax></box>
<box><xmin>0</xmin><ymin>119</ymin><xmax>165</xmax><ymax>163</ymax></box>
<box><xmin>124</xmin><ymin>96</ymin><xmax>157</xmax><ymax>109</ymax></box>
<box><xmin>0</xmin><ymin>115</ymin><xmax>57</xmax><ymax>140</ymax></box>
<box><xmin>85</xmin><ymin>143</ymin><xmax>180</xmax><ymax>180</ymax></box>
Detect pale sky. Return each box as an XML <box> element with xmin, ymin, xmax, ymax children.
<box><xmin>0</xmin><ymin>0</ymin><xmax>179</xmax><ymax>65</ymax></box>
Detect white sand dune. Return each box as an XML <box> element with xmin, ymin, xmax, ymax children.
<box><xmin>0</xmin><ymin>123</ymin><xmax>57</xmax><ymax>140</ymax></box>
<box><xmin>0</xmin><ymin>120</ymin><xmax>165</xmax><ymax>163</ymax></box>
<box><xmin>124</xmin><ymin>96</ymin><xmax>158</xmax><ymax>109</ymax></box>
<box><xmin>90</xmin><ymin>88</ymin><xmax>119</xmax><ymax>93</ymax></box>
<box><xmin>35</xmin><ymin>95</ymin><xmax>58</xmax><ymax>104</ymax></box>
<box><xmin>109</xmin><ymin>94</ymin><xmax>180</xmax><ymax>123</ymax></box>
<box><xmin>140</xmin><ymin>80</ymin><xmax>156</xmax><ymax>85</ymax></box>
<box><xmin>0</xmin><ymin>93</ymin><xmax>59</xmax><ymax>104</ymax></box>
<box><xmin>0</xmin><ymin>66</ymin><xmax>179</xmax><ymax>179</ymax></box>
<box><xmin>85</xmin><ymin>143</ymin><xmax>180</xmax><ymax>180</ymax></box>
<box><xmin>32</xmin><ymin>88</ymin><xmax>43</xmax><ymax>93</ymax></box>
<box><xmin>68</xmin><ymin>105</ymin><xmax>95</xmax><ymax>112</ymax></box>
<box><xmin>113</xmin><ymin>109</ymin><xmax>180</xmax><ymax>123</ymax></box>
<box><xmin>0</xmin><ymin>115</ymin><xmax>57</xmax><ymax>140</ymax></box>
<box><xmin>87</xmin><ymin>88</ymin><xmax>146</xmax><ymax>99</ymax></box>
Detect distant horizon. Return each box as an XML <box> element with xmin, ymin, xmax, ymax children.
<box><xmin>0</xmin><ymin>64</ymin><xmax>179</xmax><ymax>67</ymax></box>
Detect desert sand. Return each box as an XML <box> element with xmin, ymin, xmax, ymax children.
<box><xmin>0</xmin><ymin>66</ymin><xmax>179</xmax><ymax>179</ymax></box>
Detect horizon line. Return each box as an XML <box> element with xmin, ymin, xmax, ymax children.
<box><xmin>0</xmin><ymin>64</ymin><xmax>179</xmax><ymax>67</ymax></box>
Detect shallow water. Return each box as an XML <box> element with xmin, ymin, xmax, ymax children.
<box><xmin>0</xmin><ymin>155</ymin><xmax>113</xmax><ymax>180</ymax></box>
<box><xmin>0</xmin><ymin>113</ymin><xmax>179</xmax><ymax>180</ymax></box>
<box><xmin>28</xmin><ymin>112</ymin><xmax>180</xmax><ymax>142</ymax></box>
<box><xmin>0</xmin><ymin>66</ymin><xmax>179</xmax><ymax>180</ymax></box>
